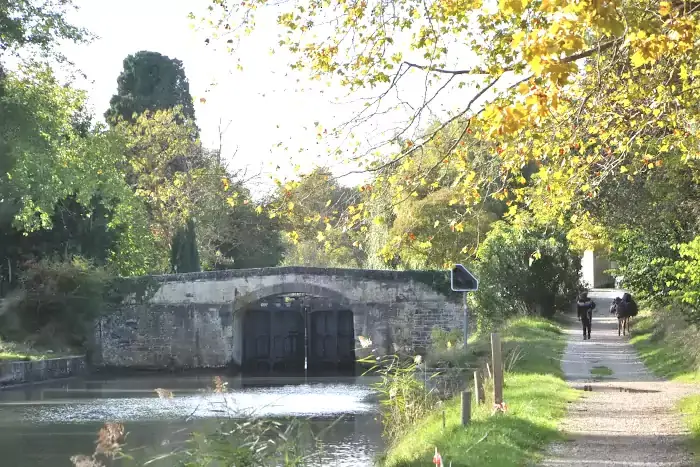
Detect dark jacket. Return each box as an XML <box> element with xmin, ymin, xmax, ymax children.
<box><xmin>577</xmin><ymin>298</ymin><xmax>596</xmax><ymax>320</ymax></box>
<box><xmin>621</xmin><ymin>293</ymin><xmax>638</xmax><ymax>317</ymax></box>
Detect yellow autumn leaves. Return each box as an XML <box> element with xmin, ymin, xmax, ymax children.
<box><xmin>498</xmin><ymin>0</ymin><xmax>527</xmax><ymax>15</ymax></box>
<box><xmin>481</xmin><ymin>82</ymin><xmax>559</xmax><ymax>137</ymax></box>
<box><xmin>628</xmin><ymin>17</ymin><xmax>696</xmax><ymax>68</ymax></box>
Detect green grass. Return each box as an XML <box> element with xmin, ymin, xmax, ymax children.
<box><xmin>629</xmin><ymin>308</ymin><xmax>700</xmax><ymax>458</ymax></box>
<box><xmin>0</xmin><ymin>340</ymin><xmax>67</xmax><ymax>362</ymax></box>
<box><xmin>382</xmin><ymin>317</ymin><xmax>578</xmax><ymax>467</ymax></box>
<box><xmin>590</xmin><ymin>366</ymin><xmax>613</xmax><ymax>377</ymax></box>
<box><xmin>678</xmin><ymin>395</ymin><xmax>700</xmax><ymax>459</ymax></box>
<box><xmin>630</xmin><ymin>309</ymin><xmax>700</xmax><ymax>383</ymax></box>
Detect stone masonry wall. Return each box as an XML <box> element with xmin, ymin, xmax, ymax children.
<box><xmin>0</xmin><ymin>356</ymin><xmax>86</xmax><ymax>388</ymax></box>
<box><xmin>95</xmin><ymin>267</ymin><xmax>462</xmax><ymax>370</ymax></box>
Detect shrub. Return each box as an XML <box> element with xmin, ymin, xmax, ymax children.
<box><xmin>608</xmin><ymin>227</ymin><xmax>679</xmax><ymax>302</ymax></box>
<box><xmin>473</xmin><ymin>221</ymin><xmax>581</xmax><ymax>330</ymax></box>
<box><xmin>363</xmin><ymin>352</ymin><xmax>438</xmax><ymax>444</ymax></box>
<box><xmin>0</xmin><ymin>257</ymin><xmax>111</xmax><ymax>350</ymax></box>
<box><xmin>430</xmin><ymin>326</ymin><xmax>463</xmax><ymax>351</ymax></box>
<box><xmin>664</xmin><ymin>235</ymin><xmax>700</xmax><ymax>325</ymax></box>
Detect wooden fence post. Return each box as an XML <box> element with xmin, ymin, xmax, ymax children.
<box><xmin>491</xmin><ymin>332</ymin><xmax>503</xmax><ymax>405</ymax></box>
<box><xmin>461</xmin><ymin>390</ymin><xmax>471</xmax><ymax>426</ymax></box>
<box><xmin>474</xmin><ymin>370</ymin><xmax>485</xmax><ymax>404</ymax></box>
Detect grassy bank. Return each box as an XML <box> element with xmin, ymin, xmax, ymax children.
<box><xmin>630</xmin><ymin>309</ymin><xmax>700</xmax><ymax>382</ymax></box>
<box><xmin>678</xmin><ymin>395</ymin><xmax>700</xmax><ymax>457</ymax></box>
<box><xmin>383</xmin><ymin>317</ymin><xmax>577</xmax><ymax>467</ymax></box>
<box><xmin>0</xmin><ymin>340</ymin><xmax>68</xmax><ymax>361</ymax></box>
<box><xmin>630</xmin><ymin>308</ymin><xmax>700</xmax><ymax>457</ymax></box>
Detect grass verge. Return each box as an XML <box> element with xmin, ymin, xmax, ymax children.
<box><xmin>590</xmin><ymin>366</ymin><xmax>613</xmax><ymax>377</ymax></box>
<box><xmin>382</xmin><ymin>317</ymin><xmax>578</xmax><ymax>467</ymax></box>
<box><xmin>629</xmin><ymin>309</ymin><xmax>700</xmax><ymax>383</ymax></box>
<box><xmin>630</xmin><ymin>307</ymin><xmax>700</xmax><ymax>458</ymax></box>
<box><xmin>678</xmin><ymin>395</ymin><xmax>700</xmax><ymax>458</ymax></box>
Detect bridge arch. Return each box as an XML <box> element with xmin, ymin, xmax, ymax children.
<box><xmin>232</xmin><ymin>282</ymin><xmax>351</xmax><ymax>313</ymax></box>
<box><xmin>233</xmin><ymin>282</ymin><xmax>357</xmax><ymax>374</ymax></box>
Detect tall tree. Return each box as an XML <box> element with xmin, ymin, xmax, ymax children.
<box><xmin>0</xmin><ymin>64</ymin><xmax>164</xmax><ymax>279</ymax></box>
<box><xmin>170</xmin><ymin>218</ymin><xmax>200</xmax><ymax>273</ymax></box>
<box><xmin>105</xmin><ymin>51</ymin><xmax>197</xmax><ymax>131</ymax></box>
<box><xmin>272</xmin><ymin>167</ymin><xmax>365</xmax><ymax>267</ymax></box>
<box><xmin>106</xmin><ymin>52</ymin><xmax>202</xmax><ymax>269</ymax></box>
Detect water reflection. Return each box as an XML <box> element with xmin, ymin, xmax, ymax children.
<box><xmin>0</xmin><ymin>374</ymin><xmax>383</xmax><ymax>467</ymax></box>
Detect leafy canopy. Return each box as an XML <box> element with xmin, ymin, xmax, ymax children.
<box><xmin>202</xmin><ymin>0</ymin><xmax>700</xmax><ymax>240</ymax></box>
<box><xmin>0</xmin><ymin>0</ymin><xmax>89</xmax><ymax>55</ymax></box>
<box><xmin>0</xmin><ymin>63</ymin><xmax>169</xmax><ymax>275</ymax></box>
<box><xmin>0</xmin><ymin>64</ymin><xmax>135</xmax><ymax>232</ymax></box>
<box><xmin>271</xmin><ymin>167</ymin><xmax>365</xmax><ymax>267</ymax></box>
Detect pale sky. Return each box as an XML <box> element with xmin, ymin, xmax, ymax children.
<box><xmin>53</xmin><ymin>0</ymin><xmax>516</xmax><ymax>195</ymax></box>
<box><xmin>58</xmin><ymin>0</ymin><xmax>353</xmax><ymax>193</ymax></box>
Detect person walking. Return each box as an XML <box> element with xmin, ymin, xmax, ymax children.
<box><xmin>577</xmin><ymin>291</ymin><xmax>597</xmax><ymax>340</ymax></box>
<box><xmin>621</xmin><ymin>292</ymin><xmax>638</xmax><ymax>334</ymax></box>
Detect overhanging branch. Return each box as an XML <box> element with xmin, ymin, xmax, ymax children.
<box><xmin>402</xmin><ymin>38</ymin><xmax>622</xmax><ymax>76</ymax></box>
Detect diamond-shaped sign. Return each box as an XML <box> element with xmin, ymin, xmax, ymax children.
<box><xmin>451</xmin><ymin>264</ymin><xmax>479</xmax><ymax>292</ymax></box>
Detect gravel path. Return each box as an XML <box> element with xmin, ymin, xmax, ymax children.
<box><xmin>540</xmin><ymin>289</ymin><xmax>698</xmax><ymax>467</ymax></box>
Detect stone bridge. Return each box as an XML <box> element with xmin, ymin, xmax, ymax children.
<box><xmin>93</xmin><ymin>267</ymin><xmax>461</xmax><ymax>372</ymax></box>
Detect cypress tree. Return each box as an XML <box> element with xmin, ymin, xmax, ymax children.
<box><xmin>170</xmin><ymin>218</ymin><xmax>200</xmax><ymax>273</ymax></box>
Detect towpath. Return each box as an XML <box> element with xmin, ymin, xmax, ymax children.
<box><xmin>540</xmin><ymin>289</ymin><xmax>697</xmax><ymax>466</ymax></box>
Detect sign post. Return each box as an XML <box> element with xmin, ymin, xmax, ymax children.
<box><xmin>451</xmin><ymin>264</ymin><xmax>479</xmax><ymax>351</ymax></box>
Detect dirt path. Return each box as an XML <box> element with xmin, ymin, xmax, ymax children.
<box><xmin>540</xmin><ymin>290</ymin><xmax>698</xmax><ymax>467</ymax></box>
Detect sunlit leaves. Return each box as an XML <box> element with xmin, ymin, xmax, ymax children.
<box><xmin>0</xmin><ymin>64</ymin><xmax>166</xmax><ymax>275</ymax></box>
<box><xmin>665</xmin><ymin>236</ymin><xmax>700</xmax><ymax>323</ymax></box>
<box><xmin>267</xmin><ymin>167</ymin><xmax>366</xmax><ymax>267</ymax></box>
<box><xmin>112</xmin><ymin>108</ymin><xmax>204</xmax><ymax>237</ymax></box>
<box><xmin>287</xmin><ymin>230</ymin><xmax>300</xmax><ymax>244</ymax></box>
<box><xmin>0</xmin><ymin>0</ymin><xmax>90</xmax><ymax>56</ymax></box>
<box><xmin>1</xmin><ymin>65</ymin><xmax>118</xmax><ymax>231</ymax></box>
<box><xmin>201</xmin><ymin>0</ymin><xmax>700</xmax><ymax>268</ymax></box>
<box><xmin>498</xmin><ymin>0</ymin><xmax>528</xmax><ymax>16</ymax></box>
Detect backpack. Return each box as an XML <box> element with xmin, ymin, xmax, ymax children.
<box><xmin>615</xmin><ymin>300</ymin><xmax>629</xmax><ymax>318</ymax></box>
<box><xmin>621</xmin><ymin>293</ymin><xmax>638</xmax><ymax>317</ymax></box>
<box><xmin>611</xmin><ymin>298</ymin><xmax>623</xmax><ymax>316</ymax></box>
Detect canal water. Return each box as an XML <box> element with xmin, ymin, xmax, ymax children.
<box><xmin>0</xmin><ymin>373</ymin><xmax>384</xmax><ymax>466</ymax></box>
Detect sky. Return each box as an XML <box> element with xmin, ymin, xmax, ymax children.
<box><xmin>58</xmin><ymin>0</ymin><xmax>352</xmax><ymax>192</ymax></box>
<box><xmin>54</xmin><ymin>0</ymin><xmax>516</xmax><ymax>195</ymax></box>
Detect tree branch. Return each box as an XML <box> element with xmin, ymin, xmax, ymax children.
<box><xmin>336</xmin><ymin>73</ymin><xmax>506</xmax><ymax>179</ymax></box>
<box><xmin>402</xmin><ymin>38</ymin><xmax>623</xmax><ymax>76</ymax></box>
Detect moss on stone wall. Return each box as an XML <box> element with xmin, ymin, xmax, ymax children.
<box><xmin>104</xmin><ymin>276</ymin><xmax>160</xmax><ymax>306</ymax></box>
<box><xmin>142</xmin><ymin>266</ymin><xmax>460</xmax><ymax>301</ymax></box>
<box><xmin>408</xmin><ymin>270</ymin><xmax>457</xmax><ymax>301</ymax></box>
<box><xmin>101</xmin><ymin>267</ymin><xmax>461</xmax><ymax>311</ymax></box>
